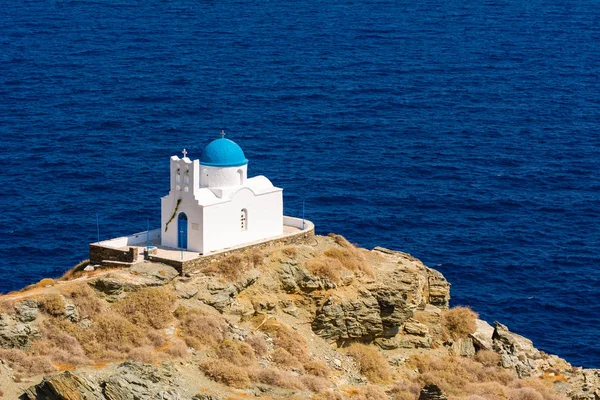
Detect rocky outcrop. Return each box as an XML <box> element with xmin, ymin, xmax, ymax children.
<box><xmin>419</xmin><ymin>384</ymin><xmax>448</xmax><ymax>400</ymax></box>
<box><xmin>20</xmin><ymin>361</ymin><xmax>180</xmax><ymax>400</ymax></box>
<box><xmin>20</xmin><ymin>370</ymin><xmax>103</xmax><ymax>400</ymax></box>
<box><xmin>311</xmin><ymin>248</ymin><xmax>450</xmax><ymax>344</ymax></box>
<box><xmin>0</xmin><ymin>313</ymin><xmax>39</xmax><ymax>350</ymax></box>
<box><xmin>312</xmin><ymin>289</ymin><xmax>384</xmax><ymax>341</ymax></box>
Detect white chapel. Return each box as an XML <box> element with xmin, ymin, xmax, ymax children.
<box><xmin>160</xmin><ymin>133</ymin><xmax>283</xmax><ymax>254</ymax></box>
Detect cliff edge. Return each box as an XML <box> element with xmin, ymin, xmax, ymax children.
<box><xmin>0</xmin><ymin>234</ymin><xmax>597</xmax><ymax>399</ymax></box>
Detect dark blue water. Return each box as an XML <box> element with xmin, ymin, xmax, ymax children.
<box><xmin>1</xmin><ymin>0</ymin><xmax>599</xmax><ymax>368</ymax></box>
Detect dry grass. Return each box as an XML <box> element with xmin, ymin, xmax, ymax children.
<box><xmin>62</xmin><ymin>284</ymin><xmax>103</xmax><ymax>319</ymax></box>
<box><xmin>258</xmin><ymin>318</ymin><xmax>309</xmax><ymax>361</ymax></box>
<box><xmin>35</xmin><ymin>278</ymin><xmax>56</xmax><ymax>288</ymax></box>
<box><xmin>475</xmin><ymin>350</ymin><xmax>501</xmax><ymax>367</ymax></box>
<box><xmin>200</xmin><ymin>360</ymin><xmax>250</xmax><ymax>388</ymax></box>
<box><xmin>300</xmin><ymin>375</ymin><xmax>330</xmax><ymax>393</ymax></box>
<box><xmin>60</xmin><ymin>259</ymin><xmax>90</xmax><ymax>280</ymax></box>
<box><xmin>271</xmin><ymin>348</ymin><xmax>304</xmax><ymax>371</ymax></box>
<box><xmin>350</xmin><ymin>385</ymin><xmax>388</xmax><ymax>400</ymax></box>
<box><xmin>37</xmin><ymin>320</ymin><xmax>90</xmax><ymax>365</ymax></box>
<box><xmin>441</xmin><ymin>306</ymin><xmax>478</xmax><ymax>340</ymax></box>
<box><xmin>407</xmin><ymin>353</ymin><xmax>525</xmax><ymax>398</ymax></box>
<box><xmin>216</xmin><ymin>339</ymin><xmax>256</xmax><ymax>367</ymax></box>
<box><xmin>0</xmin><ymin>348</ymin><xmax>56</xmax><ymax>376</ymax></box>
<box><xmin>114</xmin><ymin>287</ymin><xmax>175</xmax><ymax>329</ymax></box>
<box><xmin>37</xmin><ymin>294</ymin><xmax>65</xmax><ymax>316</ymax></box>
<box><xmin>314</xmin><ymin>390</ymin><xmax>345</xmax><ymax>400</ymax></box>
<box><xmin>324</xmin><ymin>247</ymin><xmax>375</xmax><ymax>277</ymax></box>
<box><xmin>306</xmin><ymin>257</ymin><xmax>343</xmax><ymax>284</ymax></box>
<box><xmin>304</xmin><ymin>360</ymin><xmax>331</xmax><ymax>378</ymax></box>
<box><xmin>389</xmin><ymin>380</ymin><xmax>422</xmax><ymax>400</ymax></box>
<box><xmin>92</xmin><ymin>312</ymin><xmax>147</xmax><ymax>356</ymax></box>
<box><xmin>203</xmin><ymin>249</ymin><xmax>265</xmax><ymax>281</ymax></box>
<box><xmin>346</xmin><ymin>343</ymin><xmax>392</xmax><ymax>384</ymax></box>
<box><xmin>281</xmin><ymin>247</ymin><xmax>298</xmax><ymax>257</ymax></box>
<box><xmin>510</xmin><ymin>377</ymin><xmax>568</xmax><ymax>400</ymax></box>
<box><xmin>179</xmin><ymin>309</ymin><xmax>227</xmax><ymax>348</ymax></box>
<box><xmin>165</xmin><ymin>339</ymin><xmax>188</xmax><ymax>358</ymax></box>
<box><xmin>246</xmin><ymin>334</ymin><xmax>269</xmax><ymax>357</ymax></box>
<box><xmin>254</xmin><ymin>368</ymin><xmax>305</xmax><ymax>390</ymax></box>
<box><xmin>128</xmin><ymin>346</ymin><xmax>159</xmax><ymax>364</ymax></box>
<box><xmin>0</xmin><ymin>299</ymin><xmax>15</xmax><ymax>314</ymax></box>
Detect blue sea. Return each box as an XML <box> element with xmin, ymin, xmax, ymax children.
<box><xmin>1</xmin><ymin>0</ymin><xmax>599</xmax><ymax>368</ymax></box>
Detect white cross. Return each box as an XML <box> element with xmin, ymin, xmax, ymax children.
<box><xmin>182</xmin><ymin>148</ymin><xmax>188</xmax><ymax>158</ymax></box>
<box><xmin>220</xmin><ymin>130</ymin><xmax>226</xmax><ymax>138</ymax></box>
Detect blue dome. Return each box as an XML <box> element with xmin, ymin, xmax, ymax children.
<box><xmin>200</xmin><ymin>138</ymin><xmax>248</xmax><ymax>167</ymax></box>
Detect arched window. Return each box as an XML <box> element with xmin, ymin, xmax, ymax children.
<box><xmin>237</xmin><ymin>169</ymin><xmax>244</xmax><ymax>185</ymax></box>
<box><xmin>240</xmin><ymin>208</ymin><xmax>247</xmax><ymax>231</ymax></box>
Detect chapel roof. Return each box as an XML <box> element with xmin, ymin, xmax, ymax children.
<box><xmin>200</xmin><ymin>137</ymin><xmax>248</xmax><ymax>167</ymax></box>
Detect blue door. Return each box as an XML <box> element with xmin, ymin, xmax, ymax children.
<box><xmin>178</xmin><ymin>213</ymin><xmax>188</xmax><ymax>249</ymax></box>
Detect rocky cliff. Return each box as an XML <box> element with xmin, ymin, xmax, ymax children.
<box><xmin>0</xmin><ymin>234</ymin><xmax>597</xmax><ymax>400</ymax></box>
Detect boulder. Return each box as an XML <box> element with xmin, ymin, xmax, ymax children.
<box><xmin>20</xmin><ymin>370</ymin><xmax>103</xmax><ymax>400</ymax></box>
<box><xmin>312</xmin><ymin>289</ymin><xmax>383</xmax><ymax>341</ymax></box>
<box><xmin>15</xmin><ymin>300</ymin><xmax>38</xmax><ymax>323</ymax></box>
<box><xmin>196</xmin><ymin>271</ymin><xmax>260</xmax><ymax>312</ymax></box>
<box><xmin>277</xmin><ymin>262</ymin><xmax>336</xmax><ymax>293</ymax></box>
<box><xmin>419</xmin><ymin>384</ymin><xmax>448</xmax><ymax>400</ymax></box>
<box><xmin>471</xmin><ymin>319</ymin><xmax>494</xmax><ymax>351</ymax></box>
<box><xmin>492</xmin><ymin>322</ymin><xmax>539</xmax><ymax>378</ymax></box>
<box><xmin>0</xmin><ymin>313</ymin><xmax>39</xmax><ymax>349</ymax></box>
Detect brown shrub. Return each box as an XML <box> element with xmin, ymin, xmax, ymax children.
<box><xmin>128</xmin><ymin>346</ymin><xmax>159</xmax><ymax>364</ymax></box>
<box><xmin>475</xmin><ymin>350</ymin><xmax>501</xmax><ymax>367</ymax></box>
<box><xmin>200</xmin><ymin>360</ymin><xmax>250</xmax><ymax>388</ymax></box>
<box><xmin>328</xmin><ymin>233</ymin><xmax>354</xmax><ymax>249</ymax></box>
<box><xmin>60</xmin><ymin>260</ymin><xmax>90</xmax><ymax>280</ymax></box>
<box><xmin>389</xmin><ymin>380</ymin><xmax>421</xmax><ymax>400</ymax></box>
<box><xmin>306</xmin><ymin>257</ymin><xmax>343</xmax><ymax>284</ymax></box>
<box><xmin>510</xmin><ymin>377</ymin><xmax>567</xmax><ymax>400</ymax></box>
<box><xmin>165</xmin><ymin>339</ymin><xmax>188</xmax><ymax>358</ymax></box>
<box><xmin>37</xmin><ymin>294</ymin><xmax>65</xmax><ymax>316</ymax></box>
<box><xmin>147</xmin><ymin>330</ymin><xmax>166</xmax><ymax>348</ymax></box>
<box><xmin>271</xmin><ymin>348</ymin><xmax>303</xmax><ymax>371</ymax></box>
<box><xmin>282</xmin><ymin>247</ymin><xmax>298</xmax><ymax>257</ymax></box>
<box><xmin>92</xmin><ymin>312</ymin><xmax>146</xmax><ymax>356</ymax></box>
<box><xmin>509</xmin><ymin>388</ymin><xmax>545</xmax><ymax>400</ymax></box>
<box><xmin>346</xmin><ymin>343</ymin><xmax>392</xmax><ymax>384</ymax></box>
<box><xmin>38</xmin><ymin>320</ymin><xmax>89</xmax><ymax>364</ymax></box>
<box><xmin>314</xmin><ymin>390</ymin><xmax>345</xmax><ymax>400</ymax></box>
<box><xmin>206</xmin><ymin>254</ymin><xmax>247</xmax><ymax>281</ymax></box>
<box><xmin>324</xmin><ymin>247</ymin><xmax>374</xmax><ymax>277</ymax></box>
<box><xmin>0</xmin><ymin>299</ymin><xmax>15</xmax><ymax>314</ymax></box>
<box><xmin>36</xmin><ymin>278</ymin><xmax>56</xmax><ymax>288</ymax></box>
<box><xmin>62</xmin><ymin>284</ymin><xmax>103</xmax><ymax>319</ymax></box>
<box><xmin>250</xmin><ymin>249</ymin><xmax>265</xmax><ymax>267</ymax></box>
<box><xmin>216</xmin><ymin>339</ymin><xmax>256</xmax><ymax>367</ymax></box>
<box><xmin>173</xmin><ymin>304</ymin><xmax>188</xmax><ymax>320</ymax></box>
<box><xmin>466</xmin><ymin>382</ymin><xmax>509</xmax><ymax>400</ymax></box>
<box><xmin>441</xmin><ymin>306</ymin><xmax>478</xmax><ymax>340</ymax></box>
<box><xmin>304</xmin><ymin>360</ymin><xmax>331</xmax><ymax>378</ymax></box>
<box><xmin>246</xmin><ymin>334</ymin><xmax>269</xmax><ymax>357</ymax></box>
<box><xmin>255</xmin><ymin>368</ymin><xmax>305</xmax><ymax>390</ymax></box>
<box><xmin>300</xmin><ymin>375</ymin><xmax>330</xmax><ymax>393</ymax></box>
<box><xmin>352</xmin><ymin>385</ymin><xmax>388</xmax><ymax>400</ymax></box>
<box><xmin>0</xmin><ymin>348</ymin><xmax>56</xmax><ymax>376</ymax></box>
<box><xmin>114</xmin><ymin>287</ymin><xmax>175</xmax><ymax>329</ymax></box>
<box><xmin>407</xmin><ymin>353</ymin><xmax>518</xmax><ymax>397</ymax></box>
<box><xmin>259</xmin><ymin>319</ymin><xmax>309</xmax><ymax>361</ymax></box>
<box><xmin>179</xmin><ymin>309</ymin><xmax>227</xmax><ymax>348</ymax></box>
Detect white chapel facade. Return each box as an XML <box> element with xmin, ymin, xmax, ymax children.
<box><xmin>160</xmin><ymin>133</ymin><xmax>283</xmax><ymax>254</ymax></box>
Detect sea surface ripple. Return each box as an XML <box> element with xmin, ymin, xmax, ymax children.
<box><xmin>1</xmin><ymin>0</ymin><xmax>599</xmax><ymax>368</ymax></box>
